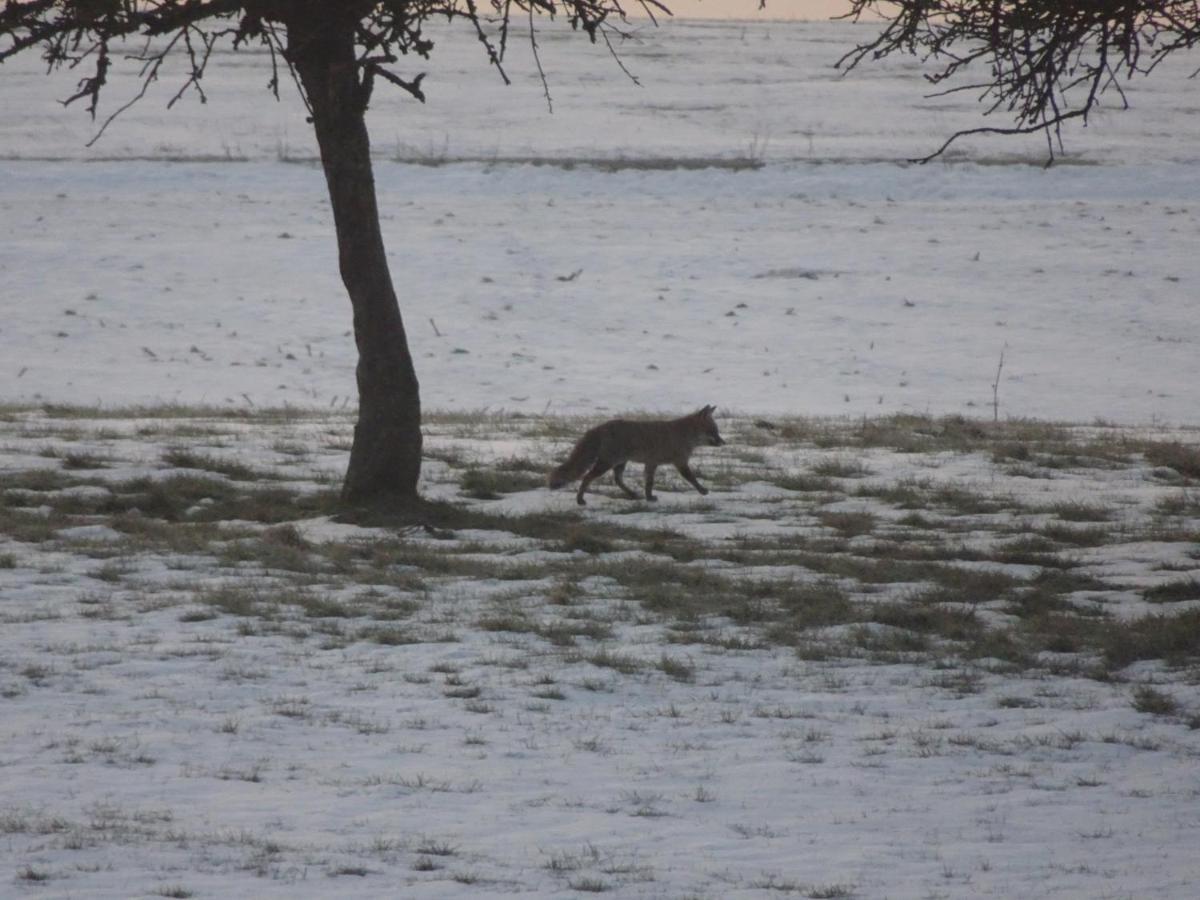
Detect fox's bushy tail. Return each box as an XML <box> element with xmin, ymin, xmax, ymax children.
<box><xmin>548</xmin><ymin>430</ymin><xmax>600</xmax><ymax>489</ymax></box>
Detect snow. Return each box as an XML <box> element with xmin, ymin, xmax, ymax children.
<box><xmin>2</xmin><ymin>405</ymin><xmax>1199</xmax><ymax>897</ymax></box>
<box><xmin>1</xmin><ymin>16</ymin><xmax>1199</xmax><ymax>900</ymax></box>
<box><xmin>2</xmin><ymin>20</ymin><xmax>1198</xmax><ymax>423</ymax></box>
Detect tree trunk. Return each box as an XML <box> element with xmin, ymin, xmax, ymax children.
<box><xmin>287</xmin><ymin>13</ymin><xmax>422</xmax><ymax>505</ymax></box>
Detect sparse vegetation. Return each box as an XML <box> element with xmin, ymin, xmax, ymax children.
<box><xmin>1143</xmin><ymin>578</ymin><xmax>1200</xmax><ymax>604</ymax></box>
<box><xmin>460</xmin><ymin>467</ymin><xmax>546</xmax><ymax>499</ymax></box>
<box><xmin>1132</xmin><ymin>685</ymin><xmax>1179</xmax><ymax>716</ymax></box>
<box><xmin>1</xmin><ymin>406</ymin><xmax>1197</xmax><ymax>897</ymax></box>
<box><xmin>1144</xmin><ymin>442</ymin><xmax>1200</xmax><ymax>481</ymax></box>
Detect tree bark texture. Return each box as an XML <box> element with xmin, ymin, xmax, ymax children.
<box><xmin>286</xmin><ymin>12</ymin><xmax>422</xmax><ymax>504</ymax></box>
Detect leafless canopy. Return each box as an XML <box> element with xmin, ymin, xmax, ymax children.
<box><xmin>0</xmin><ymin>0</ymin><xmax>670</xmax><ymax>140</ymax></box>
<box><xmin>839</xmin><ymin>1</ymin><xmax>1200</xmax><ymax>162</ymax></box>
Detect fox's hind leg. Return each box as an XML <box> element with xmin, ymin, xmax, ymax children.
<box><xmin>675</xmin><ymin>462</ymin><xmax>709</xmax><ymax>496</ymax></box>
<box><xmin>612</xmin><ymin>463</ymin><xmax>639</xmax><ymax>500</ymax></box>
<box><xmin>576</xmin><ymin>460</ymin><xmax>613</xmax><ymax>506</ymax></box>
<box><xmin>643</xmin><ymin>463</ymin><xmax>658</xmax><ymax>502</ymax></box>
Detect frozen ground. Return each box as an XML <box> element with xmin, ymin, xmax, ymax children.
<box><xmin>1</xmin><ymin>19</ymin><xmax>1198</xmax><ymax>423</ymax></box>
<box><xmin>1</xmin><ymin>15</ymin><xmax>1199</xmax><ymax>900</ymax></box>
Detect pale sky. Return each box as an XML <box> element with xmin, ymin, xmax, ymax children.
<box><xmin>660</xmin><ymin>1</ymin><xmax>853</xmax><ymax>20</ymax></box>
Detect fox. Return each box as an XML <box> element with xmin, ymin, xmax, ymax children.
<box><xmin>548</xmin><ymin>405</ymin><xmax>725</xmax><ymax>506</ymax></box>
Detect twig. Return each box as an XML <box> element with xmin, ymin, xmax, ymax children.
<box><xmin>991</xmin><ymin>345</ymin><xmax>1007</xmax><ymax>424</ymax></box>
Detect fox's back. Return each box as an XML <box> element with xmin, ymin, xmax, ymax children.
<box><xmin>592</xmin><ymin>418</ymin><xmax>703</xmax><ymax>465</ymax></box>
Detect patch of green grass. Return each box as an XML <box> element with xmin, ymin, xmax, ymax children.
<box><xmin>816</xmin><ymin>509</ymin><xmax>877</xmax><ymax>538</ymax></box>
<box><xmin>996</xmin><ymin>695</ymin><xmax>1040</xmax><ymax>709</ymax></box>
<box><xmin>1035</xmin><ymin>524</ymin><xmax>1111</xmax><ymax>547</ymax></box>
<box><xmin>26</xmin><ymin>401</ymin><xmax>326</xmax><ymax>423</ymax></box>
<box><xmin>478</xmin><ymin>609</ymin><xmax>534</xmax><ymax>634</ymax></box>
<box><xmin>656</xmin><ymin>653</ymin><xmax>695</xmax><ymax>682</ymax></box>
<box><xmin>992</xmin><ymin>441</ymin><xmax>1032</xmax><ymax>463</ymax></box>
<box><xmin>1006</xmin><ymin>572</ymin><xmax>1093</xmax><ymax>619</ymax></box>
<box><xmin>911</xmin><ymin>566</ymin><xmax>1020</xmax><ymax>606</ymax></box>
<box><xmin>1144</xmin><ymin>442</ymin><xmax>1200</xmax><ymax>480</ymax></box>
<box><xmin>74</xmin><ymin>474</ymin><xmax>333</xmax><ymax>526</ymax></box>
<box><xmin>179</xmin><ymin>608</ymin><xmax>219</xmax><ymax>623</ymax></box>
<box><xmin>861</xmin><ymin>479</ymin><xmax>1005</xmax><ymax>516</ymax></box>
<box><xmin>91</xmin><ymin>561</ymin><xmax>133</xmax><ymax>583</ymax></box>
<box><xmin>292</xmin><ymin>592</ymin><xmax>356</xmax><ymax>619</ymax></box>
<box><xmin>807</xmin><ymin>884</ymin><xmax>856</xmax><ymax>899</ymax></box>
<box><xmin>359</xmin><ymin>625</ymin><xmax>420</xmax><ymax>645</ymax></box>
<box><xmin>896</xmin><ymin>512</ymin><xmax>937</xmax><ymax>530</ymax></box>
<box><xmin>848</xmin><ymin>414</ymin><xmax>1070</xmax><ymax>456</ymax></box>
<box><xmin>221</xmin><ymin>525</ymin><xmax>322</xmax><ymax>574</ymax></box>
<box><xmin>772</xmin><ymin>472</ymin><xmax>838</xmax><ymax>493</ymax></box>
<box><xmin>557</xmin><ymin>524</ymin><xmax>618</xmax><ymax>555</ymax></box>
<box><xmin>1045</xmin><ymin>500</ymin><xmax>1115</xmax><ymax>522</ymax></box>
<box><xmin>3</xmin><ymin>467</ymin><xmax>75</xmax><ymax>492</ymax></box>
<box><xmin>162</xmin><ymin>447</ymin><xmax>268</xmax><ymax>481</ymax></box>
<box><xmin>992</xmin><ymin>535</ymin><xmax>1063</xmax><ymax>566</ymax></box>
<box><xmin>811</xmin><ymin>458</ymin><xmax>872</xmax><ymax>479</ymax></box>
<box><xmin>846</xmin><ymin>624</ymin><xmax>931</xmax><ymax>657</ymax></box>
<box><xmin>0</xmin><ymin>501</ymin><xmax>69</xmax><ymax>542</ymax></box>
<box><xmin>1037</xmin><ymin>568</ymin><xmax>1111</xmax><ymax>593</ymax></box>
<box><xmin>1143</xmin><ymin>578</ymin><xmax>1200</xmax><ymax>604</ymax></box>
<box><xmin>585</xmin><ymin>647</ymin><xmax>643</xmax><ymax>674</ymax></box>
<box><xmin>97</xmin><ymin>474</ymin><xmax>236</xmax><ymax>521</ymax></box>
<box><xmin>61</xmin><ymin>451</ymin><xmax>112</xmax><ymax>470</ymax></box>
<box><xmin>928</xmin><ymin>484</ymin><xmax>1008</xmax><ymax>516</ymax></box>
<box><xmin>1140</xmin><ymin>525</ymin><xmax>1200</xmax><ymax>546</ymax></box>
<box><xmin>1102</xmin><ymin>607</ymin><xmax>1200</xmax><ymax>669</ymax></box>
<box><xmin>858</xmin><ymin>478</ymin><xmax>934</xmax><ymax>510</ymax></box>
<box><xmin>329</xmin><ymin>866</ymin><xmax>369</xmax><ymax>878</ymax></box>
<box><xmin>568</xmin><ymin>877</ymin><xmax>610</xmax><ymax>893</ymax></box>
<box><xmin>153</xmin><ymin>887</ymin><xmax>194</xmax><ymax>899</ymax></box>
<box><xmin>589</xmin><ymin>558</ymin><xmax>738</xmax><ymax>621</ymax></box>
<box><xmin>855</xmin><ymin>535</ymin><xmax>974</xmax><ymax>564</ymax></box>
<box><xmin>196</xmin><ymin>585</ymin><xmax>280</xmax><ymax>619</ymax></box>
<box><xmin>322</xmin><ymin>537</ymin><xmax>453</xmax><ymax>586</ymax></box>
<box><xmin>1020</xmin><ymin>610</ymin><xmax>1105</xmax><ymax>656</ymax></box>
<box><xmin>414</xmin><ymin>838</ymin><xmax>458</xmax><ymax>856</ymax></box>
<box><xmin>866</xmin><ymin>601</ymin><xmax>984</xmax><ymax>643</ymax></box>
<box><xmin>536</xmin><ymin>617</ymin><xmax>614</xmax><ymax>646</ymax></box>
<box><xmin>772</xmin><ymin>580</ymin><xmax>856</xmax><ymax>635</ymax></box>
<box><xmin>204</xmin><ymin>486</ymin><xmax>339</xmax><ymax>525</ymax></box>
<box><xmin>1132</xmin><ymin>685</ymin><xmax>1179</xmax><ymax>716</ymax></box>
<box><xmin>460</xmin><ymin>467</ymin><xmax>544</xmax><ymax>499</ymax></box>
<box><xmin>965</xmin><ymin>628</ymin><xmax>1033</xmax><ymax>667</ymax></box>
<box><xmin>1003</xmin><ymin>462</ymin><xmax>1057</xmax><ymax>479</ymax></box>
<box><xmin>342</xmin><ymin>501</ymin><xmax>687</xmax><ymax>561</ymax></box>
<box><xmin>1155</xmin><ymin>490</ymin><xmax>1200</xmax><ymax>517</ymax></box>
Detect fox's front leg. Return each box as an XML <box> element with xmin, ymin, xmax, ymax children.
<box><xmin>612</xmin><ymin>462</ymin><xmax>639</xmax><ymax>500</ymax></box>
<box><xmin>643</xmin><ymin>463</ymin><xmax>658</xmax><ymax>502</ymax></box>
<box><xmin>676</xmin><ymin>462</ymin><xmax>708</xmax><ymax>496</ymax></box>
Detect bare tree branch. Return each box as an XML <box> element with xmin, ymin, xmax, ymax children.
<box><xmin>1</xmin><ymin>0</ymin><xmax>681</xmax><ymax>143</ymax></box>
<box><xmin>839</xmin><ymin>1</ymin><xmax>1200</xmax><ymax>163</ymax></box>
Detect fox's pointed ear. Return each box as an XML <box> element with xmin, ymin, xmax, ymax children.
<box><xmin>702</xmin><ymin>404</ymin><xmax>716</xmax><ymax>416</ymax></box>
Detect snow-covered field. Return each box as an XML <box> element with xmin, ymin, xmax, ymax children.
<box><xmin>2</xmin><ymin>407</ymin><xmax>1199</xmax><ymax>898</ymax></box>
<box><xmin>2</xmin><ymin>16</ymin><xmax>1199</xmax><ymax>900</ymax></box>
<box><xmin>2</xmin><ymin>19</ymin><xmax>1198</xmax><ymax>422</ymax></box>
